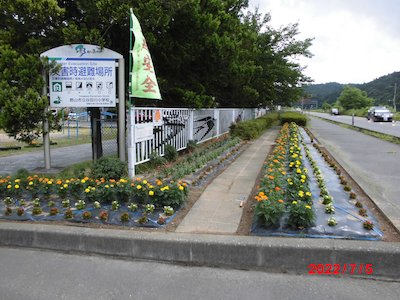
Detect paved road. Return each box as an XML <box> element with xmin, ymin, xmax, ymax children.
<box><xmin>308</xmin><ymin>116</ymin><xmax>400</xmax><ymax>231</ymax></box>
<box><xmin>0</xmin><ymin>141</ymin><xmax>117</xmax><ymax>176</ymax></box>
<box><xmin>308</xmin><ymin>112</ymin><xmax>400</xmax><ymax>138</ymax></box>
<box><xmin>0</xmin><ymin>246</ymin><xmax>398</xmax><ymax>300</ymax></box>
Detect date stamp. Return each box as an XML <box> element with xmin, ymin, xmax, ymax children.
<box><xmin>308</xmin><ymin>263</ymin><xmax>373</xmax><ymax>275</ymax></box>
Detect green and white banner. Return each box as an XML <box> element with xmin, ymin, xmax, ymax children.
<box><xmin>129</xmin><ymin>8</ymin><xmax>161</xmax><ymax>100</ymax></box>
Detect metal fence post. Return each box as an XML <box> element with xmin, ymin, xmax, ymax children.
<box><xmin>188</xmin><ymin>109</ymin><xmax>194</xmax><ymax>141</ymax></box>
<box><xmin>214</xmin><ymin>109</ymin><xmax>220</xmax><ymax>137</ymax></box>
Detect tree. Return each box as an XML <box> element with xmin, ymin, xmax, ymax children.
<box><xmin>336</xmin><ymin>86</ymin><xmax>374</xmax><ymax>110</ymax></box>
<box><xmin>0</xmin><ymin>0</ymin><xmax>313</xmax><ymax>143</ymax></box>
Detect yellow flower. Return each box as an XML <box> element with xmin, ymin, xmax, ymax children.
<box><xmin>142</xmin><ymin>180</ymin><xmax>148</xmax><ymax>184</ymax></box>
<box><xmin>149</xmin><ymin>190</ymin><xmax>154</xmax><ymax>196</ymax></box>
<box><xmin>292</xmin><ymin>201</ymin><xmax>298</xmax><ymax>205</ymax></box>
<box><xmin>137</xmin><ymin>185</ymin><xmax>142</xmax><ymax>190</ymax></box>
<box><xmin>296</xmin><ymin>168</ymin><xmax>302</xmax><ymax>174</ymax></box>
<box><xmin>298</xmin><ymin>191</ymin><xmax>304</xmax><ymax>197</ymax></box>
<box><xmin>63</xmin><ymin>184</ymin><xmax>68</xmax><ymax>188</ymax></box>
<box><xmin>14</xmin><ymin>184</ymin><xmax>20</xmax><ymax>189</ymax></box>
<box><xmin>105</xmin><ymin>185</ymin><xmax>110</xmax><ymax>188</ymax></box>
<box><xmin>7</xmin><ymin>185</ymin><xmax>12</xmax><ymax>189</ymax></box>
<box><xmin>85</xmin><ymin>188</ymin><xmax>90</xmax><ymax>193</ymax></box>
<box><xmin>81</xmin><ymin>179</ymin><xmax>86</xmax><ymax>184</ymax></box>
<box><xmin>305</xmin><ymin>205</ymin><xmax>312</xmax><ymax>209</ymax></box>
<box><xmin>179</xmin><ymin>186</ymin><xmax>184</xmax><ymax>191</ymax></box>
<box><xmin>14</xmin><ymin>179</ymin><xmax>21</xmax><ymax>183</ymax></box>
<box><xmin>306</xmin><ymin>191</ymin><xmax>312</xmax><ymax>197</ymax></box>
<box><xmin>29</xmin><ymin>181</ymin><xmax>34</xmax><ymax>186</ymax></box>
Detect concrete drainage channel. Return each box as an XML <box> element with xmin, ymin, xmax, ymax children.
<box><xmin>0</xmin><ymin>222</ymin><xmax>399</xmax><ymax>280</ymax></box>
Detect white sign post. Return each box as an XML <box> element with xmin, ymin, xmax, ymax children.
<box><xmin>40</xmin><ymin>44</ymin><xmax>125</xmax><ymax>169</ymax></box>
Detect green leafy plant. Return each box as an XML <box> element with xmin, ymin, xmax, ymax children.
<box><xmin>363</xmin><ymin>220</ymin><xmax>374</xmax><ymax>230</ymax></box>
<box><xmin>111</xmin><ymin>200</ymin><xmax>120</xmax><ymax>211</ymax></box>
<box><xmin>149</xmin><ymin>151</ymin><xmax>167</xmax><ymax>167</ymax></box>
<box><xmin>163</xmin><ymin>206</ymin><xmax>174</xmax><ymax>216</ymax></box>
<box><xmin>325</xmin><ymin>203</ymin><xmax>335</xmax><ymax>214</ymax></box>
<box><xmin>4</xmin><ymin>207</ymin><xmax>12</xmax><ymax>216</ymax></box>
<box><xmin>82</xmin><ymin>211</ymin><xmax>92</xmax><ymax>220</ymax></box>
<box><xmin>327</xmin><ymin>217</ymin><xmax>337</xmax><ymax>226</ymax></box>
<box><xmin>64</xmin><ymin>208</ymin><xmax>73</xmax><ymax>219</ymax></box>
<box><xmin>254</xmin><ymin>199</ymin><xmax>285</xmax><ymax>227</ymax></box>
<box><xmin>91</xmin><ymin>156</ymin><xmax>127</xmax><ymax>180</ymax></box>
<box><xmin>128</xmin><ymin>203</ymin><xmax>138</xmax><ymax>212</ymax></box>
<box><xmin>322</xmin><ymin>195</ymin><xmax>332</xmax><ymax>205</ymax></box>
<box><xmin>137</xmin><ymin>214</ymin><xmax>148</xmax><ymax>224</ymax></box>
<box><xmin>287</xmin><ymin>201</ymin><xmax>315</xmax><ymax>229</ymax></box>
<box><xmin>32</xmin><ymin>207</ymin><xmax>42</xmax><ymax>216</ymax></box>
<box><xmin>74</xmin><ymin>199</ymin><xmax>86</xmax><ymax>210</ymax></box>
<box><xmin>120</xmin><ymin>212</ymin><xmax>130</xmax><ymax>222</ymax></box>
<box><xmin>358</xmin><ymin>208</ymin><xmax>368</xmax><ymax>217</ymax></box>
<box><xmin>164</xmin><ymin>144</ymin><xmax>178</xmax><ymax>162</ymax></box>
<box><xmin>62</xmin><ymin>199</ymin><xmax>70</xmax><ymax>208</ymax></box>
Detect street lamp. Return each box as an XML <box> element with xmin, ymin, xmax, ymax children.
<box><xmin>393</xmin><ymin>83</ymin><xmax>397</xmax><ymax>112</ymax></box>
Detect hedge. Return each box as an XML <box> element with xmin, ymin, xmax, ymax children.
<box><xmin>280</xmin><ymin>112</ymin><xmax>308</xmax><ymax>126</ymax></box>
<box><xmin>230</xmin><ymin>113</ymin><xmax>279</xmax><ymax>140</ymax></box>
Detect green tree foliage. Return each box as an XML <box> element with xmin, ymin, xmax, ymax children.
<box><xmin>0</xmin><ymin>0</ymin><xmax>313</xmax><ymax>141</ymax></box>
<box><xmin>336</xmin><ymin>86</ymin><xmax>374</xmax><ymax>110</ymax></box>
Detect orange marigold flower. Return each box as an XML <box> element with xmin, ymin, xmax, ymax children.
<box><xmin>268</xmin><ymin>175</ymin><xmax>274</xmax><ymax>180</ymax></box>
<box><xmin>275</xmin><ymin>186</ymin><xmax>281</xmax><ymax>191</ymax></box>
<box><xmin>278</xmin><ymin>199</ymin><xmax>284</xmax><ymax>203</ymax></box>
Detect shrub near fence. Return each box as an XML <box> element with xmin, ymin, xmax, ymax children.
<box><xmin>229</xmin><ymin>113</ymin><xmax>279</xmax><ymax>140</ymax></box>
<box><xmin>280</xmin><ymin>112</ymin><xmax>308</xmax><ymax>126</ymax></box>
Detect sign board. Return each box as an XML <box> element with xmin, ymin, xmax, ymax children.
<box><xmin>49</xmin><ymin>59</ymin><xmax>116</xmax><ymax>107</ymax></box>
<box><xmin>41</xmin><ymin>44</ymin><xmax>123</xmax><ymax>108</ymax></box>
<box><xmin>135</xmin><ymin>123</ymin><xmax>154</xmax><ymax>142</ymax></box>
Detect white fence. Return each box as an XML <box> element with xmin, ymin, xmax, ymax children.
<box><xmin>128</xmin><ymin>107</ymin><xmax>267</xmax><ymax>167</ymax></box>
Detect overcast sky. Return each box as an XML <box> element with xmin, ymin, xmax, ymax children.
<box><xmin>249</xmin><ymin>0</ymin><xmax>400</xmax><ymax>84</ymax></box>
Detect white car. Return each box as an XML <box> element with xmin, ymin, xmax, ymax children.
<box><xmin>68</xmin><ymin>112</ymin><xmax>77</xmax><ymax>120</ymax></box>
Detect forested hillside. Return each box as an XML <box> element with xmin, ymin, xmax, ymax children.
<box><xmin>304</xmin><ymin>71</ymin><xmax>400</xmax><ymax>106</ymax></box>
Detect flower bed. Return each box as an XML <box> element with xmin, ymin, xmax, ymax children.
<box><xmin>0</xmin><ymin>176</ymin><xmax>188</xmax><ymax>227</ymax></box>
<box><xmin>252</xmin><ymin>122</ymin><xmax>383</xmax><ymax>240</ymax></box>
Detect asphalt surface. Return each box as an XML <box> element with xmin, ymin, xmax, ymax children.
<box><xmin>0</xmin><ymin>141</ymin><xmax>117</xmax><ymax>175</ymax></box>
<box><xmin>1</xmin><ymin>246</ymin><xmax>399</xmax><ymax>300</ymax></box>
<box><xmin>308</xmin><ymin>116</ymin><xmax>400</xmax><ymax>231</ymax></box>
<box><xmin>309</xmin><ymin>112</ymin><xmax>400</xmax><ymax>138</ymax></box>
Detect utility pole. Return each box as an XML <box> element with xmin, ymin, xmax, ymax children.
<box><xmin>393</xmin><ymin>83</ymin><xmax>397</xmax><ymax>112</ymax></box>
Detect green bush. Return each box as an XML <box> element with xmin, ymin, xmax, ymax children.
<box><xmin>164</xmin><ymin>144</ymin><xmax>178</xmax><ymax>161</ymax></box>
<box><xmin>149</xmin><ymin>151</ymin><xmax>167</xmax><ymax>167</ymax></box>
<box><xmin>343</xmin><ymin>107</ymin><xmax>369</xmax><ymax>117</ymax></box>
<box><xmin>280</xmin><ymin>112</ymin><xmax>307</xmax><ymax>126</ymax></box>
<box><xmin>230</xmin><ymin>113</ymin><xmax>279</xmax><ymax>140</ymax></box>
<box><xmin>91</xmin><ymin>156</ymin><xmax>127</xmax><ymax>180</ymax></box>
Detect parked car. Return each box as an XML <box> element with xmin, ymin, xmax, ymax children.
<box><xmin>67</xmin><ymin>112</ymin><xmax>77</xmax><ymax>120</ymax></box>
<box><xmin>367</xmin><ymin>107</ymin><xmax>393</xmax><ymax>122</ymax></box>
<box><xmin>331</xmin><ymin>108</ymin><xmax>339</xmax><ymax>115</ymax></box>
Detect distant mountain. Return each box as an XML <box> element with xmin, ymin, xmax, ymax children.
<box><xmin>303</xmin><ymin>72</ymin><xmax>400</xmax><ymax>106</ymax></box>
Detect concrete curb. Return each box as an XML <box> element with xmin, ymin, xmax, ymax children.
<box><xmin>1</xmin><ymin>222</ymin><xmax>399</xmax><ymax>279</ymax></box>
